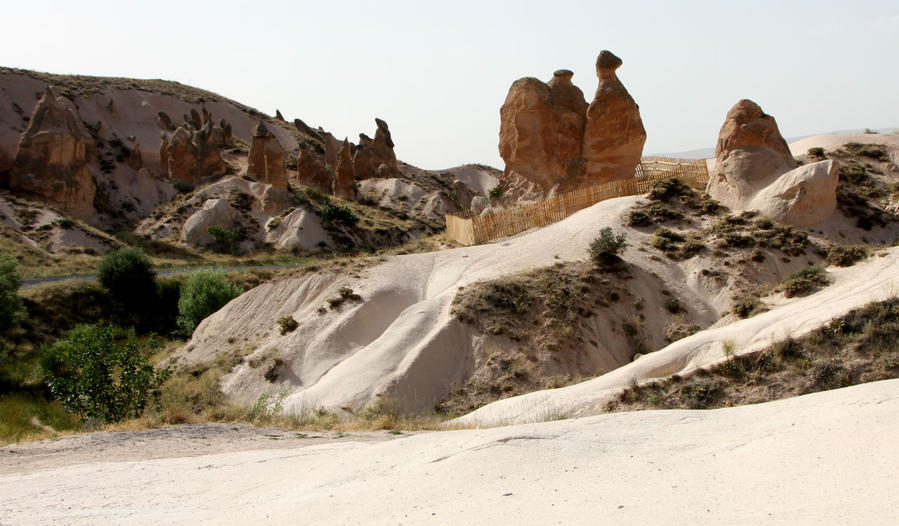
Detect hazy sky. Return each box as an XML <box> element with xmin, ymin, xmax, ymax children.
<box><xmin>2</xmin><ymin>1</ymin><xmax>897</xmax><ymax>169</ymax></box>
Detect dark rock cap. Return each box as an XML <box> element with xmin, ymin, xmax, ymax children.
<box><xmin>251</xmin><ymin>121</ymin><xmax>271</xmax><ymax>138</ymax></box>
<box><xmin>596</xmin><ymin>50</ymin><xmax>622</xmax><ymax>70</ymax></box>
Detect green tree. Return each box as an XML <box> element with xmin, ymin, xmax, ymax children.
<box><xmin>0</xmin><ymin>254</ymin><xmax>24</xmax><ymax>334</ymax></box>
<box><xmin>97</xmin><ymin>247</ymin><xmax>157</xmax><ymax>305</ymax></box>
<box><xmin>41</xmin><ymin>323</ymin><xmax>169</xmax><ymax>422</ymax></box>
<box><xmin>588</xmin><ymin>227</ymin><xmax>628</xmax><ymax>266</ymax></box>
<box><xmin>177</xmin><ymin>271</ymin><xmax>242</xmax><ymax>334</ymax></box>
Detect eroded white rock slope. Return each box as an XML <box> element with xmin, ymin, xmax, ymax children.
<box><xmin>2</xmin><ymin>380</ymin><xmax>897</xmax><ymax>525</ymax></box>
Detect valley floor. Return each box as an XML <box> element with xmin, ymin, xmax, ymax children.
<box><xmin>1</xmin><ymin>380</ymin><xmax>897</xmax><ymax>525</ymax></box>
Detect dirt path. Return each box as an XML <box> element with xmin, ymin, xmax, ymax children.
<box><xmin>0</xmin><ymin>423</ymin><xmax>408</xmax><ymax>475</ymax></box>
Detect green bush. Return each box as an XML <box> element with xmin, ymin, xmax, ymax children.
<box><xmin>826</xmin><ymin>245</ymin><xmax>867</xmax><ymax>267</ymax></box>
<box><xmin>731</xmin><ymin>295</ymin><xmax>765</xmax><ymax>319</ymax></box>
<box><xmin>320</xmin><ymin>203</ymin><xmax>359</xmax><ymax>225</ymax></box>
<box><xmin>624</xmin><ymin>209</ymin><xmax>653</xmax><ymax>227</ymax></box>
<box><xmin>488</xmin><ymin>185</ymin><xmax>503</xmax><ymax>200</ymax></box>
<box><xmin>588</xmin><ymin>227</ymin><xmax>628</xmax><ymax>266</ymax></box>
<box><xmin>40</xmin><ymin>323</ymin><xmax>170</xmax><ymax>423</ymax></box>
<box><xmin>177</xmin><ymin>271</ymin><xmax>242</xmax><ymax>334</ymax></box>
<box><xmin>781</xmin><ymin>265</ymin><xmax>828</xmax><ymax>298</ymax></box>
<box><xmin>807</xmin><ymin>147</ymin><xmax>825</xmax><ymax>158</ymax></box>
<box><xmin>207</xmin><ymin>225</ymin><xmax>239</xmax><ymax>254</ymax></box>
<box><xmin>54</xmin><ymin>218</ymin><xmax>76</xmax><ymax>229</ymax></box>
<box><xmin>97</xmin><ymin>247</ymin><xmax>157</xmax><ymax>305</ymax></box>
<box><xmin>0</xmin><ymin>255</ymin><xmax>24</xmax><ymax>334</ymax></box>
<box><xmin>647</xmin><ymin>177</ymin><xmax>693</xmax><ymax>202</ymax></box>
<box><xmin>278</xmin><ymin>316</ymin><xmax>299</xmax><ymax>335</ymax></box>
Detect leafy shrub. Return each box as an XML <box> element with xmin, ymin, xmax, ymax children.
<box><xmin>826</xmin><ymin>245</ymin><xmax>867</xmax><ymax>267</ymax></box>
<box><xmin>648</xmin><ymin>228</ymin><xmax>703</xmax><ymax>259</ymax></box>
<box><xmin>230</xmin><ymin>191</ymin><xmax>254</xmax><ymax>211</ymax></box>
<box><xmin>320</xmin><ymin>203</ymin><xmax>359</xmax><ymax>225</ymax></box>
<box><xmin>177</xmin><ymin>271</ymin><xmax>242</xmax><ymax>334</ymax></box>
<box><xmin>0</xmin><ymin>255</ymin><xmax>24</xmax><ymax>334</ymax></box>
<box><xmin>54</xmin><ymin>218</ymin><xmax>76</xmax><ymax>229</ymax></box>
<box><xmin>807</xmin><ymin>147</ymin><xmax>825</xmax><ymax>158</ymax></box>
<box><xmin>488</xmin><ymin>185</ymin><xmax>503</xmax><ymax>200</ymax></box>
<box><xmin>624</xmin><ymin>209</ymin><xmax>653</xmax><ymax>227</ymax></box>
<box><xmin>588</xmin><ymin>227</ymin><xmax>628</xmax><ymax>265</ymax></box>
<box><xmin>97</xmin><ymin>247</ymin><xmax>157</xmax><ymax>306</ymax></box>
<box><xmin>781</xmin><ymin>265</ymin><xmax>828</xmax><ymax>298</ymax></box>
<box><xmin>731</xmin><ymin>295</ymin><xmax>765</xmax><ymax>318</ymax></box>
<box><xmin>648</xmin><ymin>178</ymin><xmax>693</xmax><ymax>202</ymax></box>
<box><xmin>278</xmin><ymin>316</ymin><xmax>299</xmax><ymax>335</ymax></box>
<box><xmin>40</xmin><ymin>323</ymin><xmax>170</xmax><ymax>423</ymax></box>
<box><xmin>207</xmin><ymin>225</ymin><xmax>239</xmax><ymax>254</ymax></box>
<box><xmin>326</xmin><ymin>287</ymin><xmax>363</xmax><ymax>309</ymax></box>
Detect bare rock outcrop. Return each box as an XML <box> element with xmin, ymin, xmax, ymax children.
<box><xmin>180</xmin><ymin>198</ymin><xmax>239</xmax><ymax>247</ymax></box>
<box><xmin>7</xmin><ymin>87</ymin><xmax>96</xmax><ymax>218</ymax></box>
<box><xmin>581</xmin><ymin>51</ymin><xmax>646</xmax><ymax>185</ymax></box>
<box><xmin>707</xmin><ymin>99</ymin><xmax>798</xmax><ymax>209</ymax></box>
<box><xmin>296</xmin><ymin>142</ymin><xmax>333</xmax><ymax>194</ymax></box>
<box><xmin>247</xmin><ymin>121</ymin><xmax>286</xmax><ymax>189</ymax></box>
<box><xmin>159</xmin><ymin>109</ymin><xmax>227</xmax><ymax>185</ymax></box>
<box><xmin>747</xmin><ymin>160</ymin><xmax>838</xmax><ymax>227</ymax></box>
<box><xmin>333</xmin><ymin>139</ymin><xmax>355</xmax><ymax>199</ymax></box>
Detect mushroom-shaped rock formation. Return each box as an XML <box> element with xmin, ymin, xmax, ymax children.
<box><xmin>247</xmin><ymin>121</ymin><xmax>287</xmax><ymax>189</ymax></box>
<box><xmin>8</xmin><ymin>87</ymin><xmax>97</xmax><ymax>219</ymax></box>
<box><xmin>707</xmin><ymin>99</ymin><xmax>799</xmax><ymax>210</ymax></box>
<box><xmin>581</xmin><ymin>50</ymin><xmax>646</xmax><ymax>185</ymax></box>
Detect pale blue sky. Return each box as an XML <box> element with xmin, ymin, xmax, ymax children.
<box><xmin>2</xmin><ymin>0</ymin><xmax>897</xmax><ymax>169</ymax></box>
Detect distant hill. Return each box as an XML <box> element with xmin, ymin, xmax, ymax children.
<box><xmin>653</xmin><ymin>127</ymin><xmax>899</xmax><ymax>160</ymax></box>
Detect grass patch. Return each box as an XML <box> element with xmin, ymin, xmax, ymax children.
<box><xmin>607</xmin><ymin>296</ymin><xmax>899</xmax><ymax>412</ymax></box>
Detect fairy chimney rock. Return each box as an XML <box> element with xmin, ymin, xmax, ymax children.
<box><xmin>580</xmin><ymin>50</ymin><xmax>646</xmax><ymax>185</ymax></box>
<box><xmin>323</xmin><ymin>132</ymin><xmax>339</xmax><ymax>169</ymax></box>
<box><xmin>707</xmin><ymin>99</ymin><xmax>799</xmax><ymax>209</ymax></box>
<box><xmin>9</xmin><ymin>87</ymin><xmax>97</xmax><ymax>218</ymax></box>
<box><xmin>247</xmin><ymin>121</ymin><xmax>287</xmax><ymax>189</ymax></box>
<box><xmin>372</xmin><ymin>118</ymin><xmax>398</xmax><ymax>175</ymax></box>
<box><xmin>333</xmin><ymin>139</ymin><xmax>356</xmax><ymax>199</ymax></box>
<box><xmin>296</xmin><ymin>142</ymin><xmax>333</xmax><ymax>195</ymax></box>
<box><xmin>498</xmin><ymin>68</ymin><xmax>588</xmax><ymax>192</ymax></box>
<box><xmin>159</xmin><ymin>110</ymin><xmax>227</xmax><ymax>185</ymax></box>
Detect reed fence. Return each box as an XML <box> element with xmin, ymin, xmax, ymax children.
<box><xmin>445</xmin><ymin>158</ymin><xmax>710</xmax><ymax>246</ymax></box>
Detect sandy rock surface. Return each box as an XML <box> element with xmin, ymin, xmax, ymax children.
<box><xmin>1</xmin><ymin>381</ymin><xmax>896</xmax><ymax>525</ymax></box>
